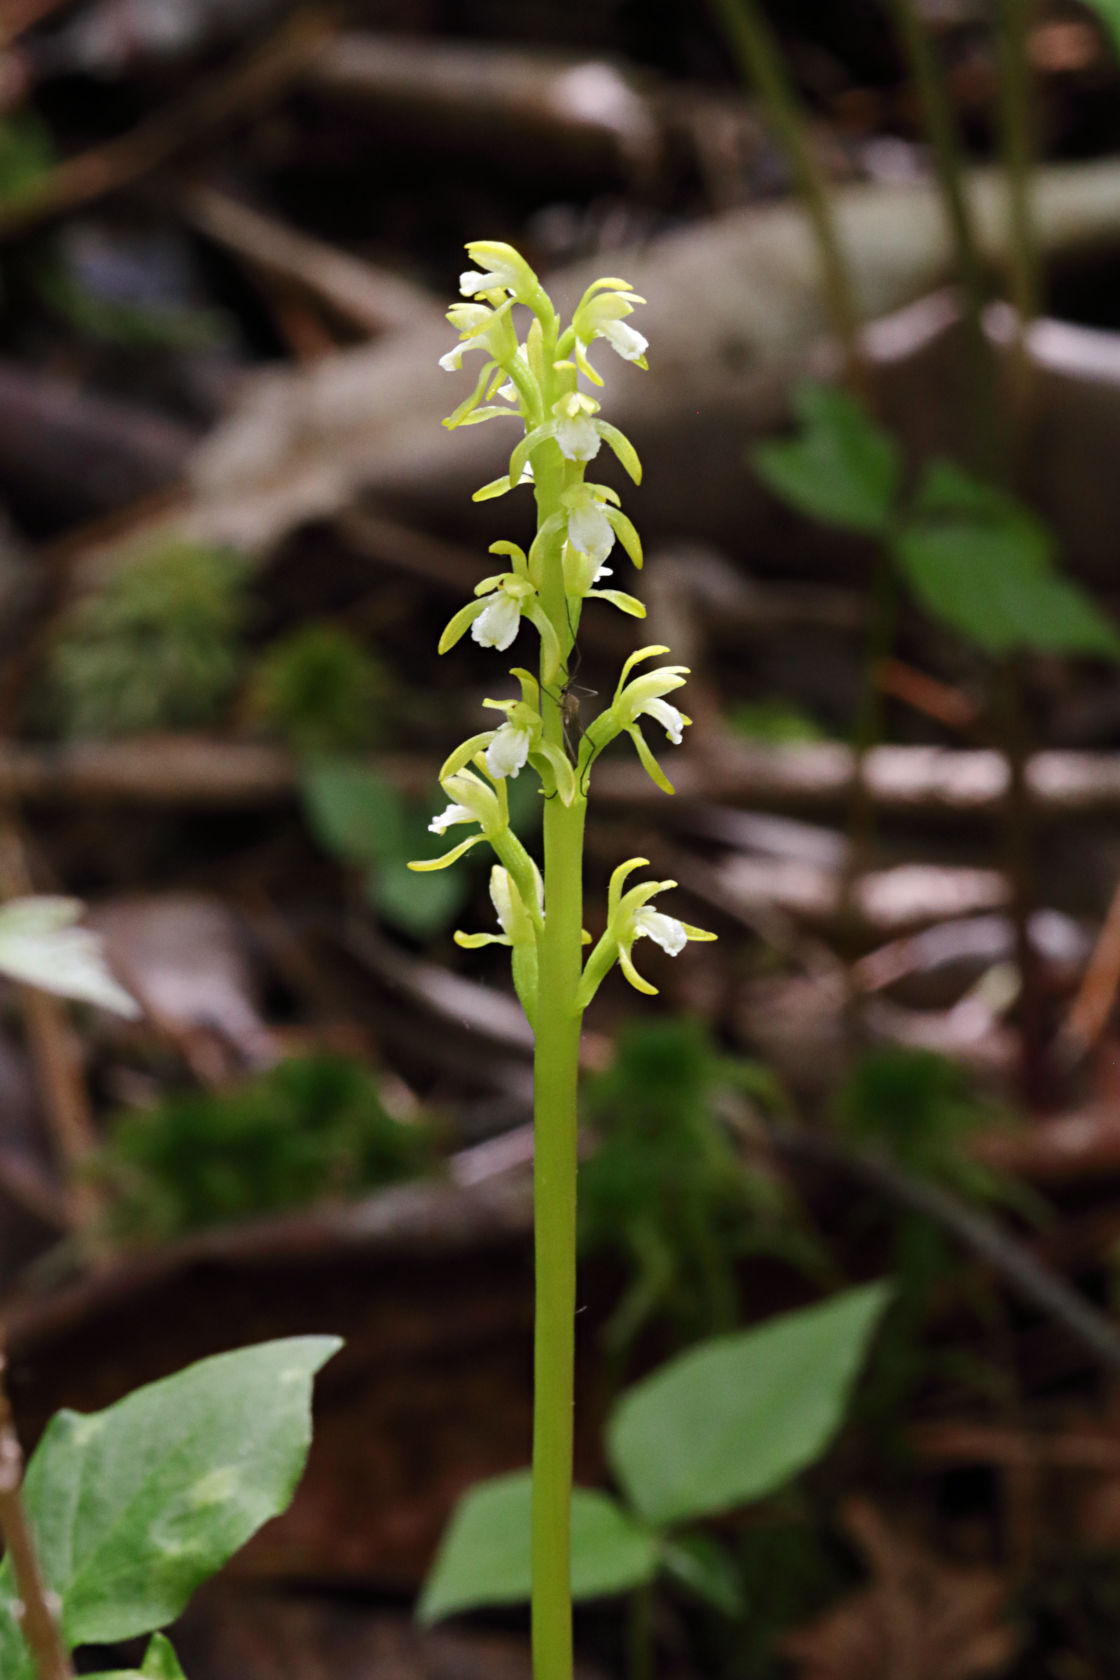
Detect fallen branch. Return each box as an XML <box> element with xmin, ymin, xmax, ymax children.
<box><xmin>769</xmin><ymin>1124</ymin><xmax>1120</xmax><ymax>1377</ymax></box>
<box><xmin>8</xmin><ymin>735</ymin><xmax>1120</xmax><ymax>819</ymax></box>
<box><xmin>181</xmin><ymin>184</ymin><xmax>440</xmax><ymax>338</ymax></box>
<box><xmin>0</xmin><ymin>10</ymin><xmax>334</xmax><ymax>244</ymax></box>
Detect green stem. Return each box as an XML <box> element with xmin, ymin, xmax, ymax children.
<box><xmin>707</xmin><ymin>0</ymin><xmax>868</xmax><ymax>397</ymax></box>
<box><xmin>530</xmin><ymin>441</ymin><xmax>587</xmax><ymax>1680</ymax></box>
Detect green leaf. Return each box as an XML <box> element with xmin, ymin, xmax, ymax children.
<box><xmin>606</xmin><ymin>1284</ymin><xmax>890</xmax><ymax>1526</ymax></box>
<box><xmin>369</xmin><ymin>854</ymin><xmax>466</xmax><ymax>940</ymax></box>
<box><xmin>752</xmin><ymin>382</ymin><xmax>901</xmax><ymax>535</ymax></box>
<box><xmin>0</xmin><ymin>1608</ymin><xmax>32</xmax><ymax>1680</ymax></box>
<box><xmin>1081</xmin><ymin>0</ymin><xmax>1120</xmax><ymax>56</ymax></box>
<box><xmin>662</xmin><ymin>1534</ymin><xmax>744</xmax><ymax>1617</ymax></box>
<box><xmin>85</xmin><ymin>1632</ymin><xmax>189</xmax><ymax>1678</ymax></box>
<box><xmin>301</xmin><ymin>759</ymin><xmax>404</xmax><ymax>864</ymax></box>
<box><xmin>418</xmin><ymin>1470</ymin><xmax>660</xmax><ymax>1624</ymax></box>
<box><xmin>895</xmin><ymin>462</ymin><xmax>1120</xmax><ymax>658</ymax></box>
<box><xmin>2</xmin><ymin>1337</ymin><xmax>340</xmax><ymax>1650</ymax></box>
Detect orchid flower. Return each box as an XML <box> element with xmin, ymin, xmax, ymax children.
<box><xmin>576</xmin><ymin>859</ymin><xmax>716</xmax><ymax>1005</ymax></box>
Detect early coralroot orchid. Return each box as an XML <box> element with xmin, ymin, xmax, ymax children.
<box><xmin>411</xmin><ymin>240</ymin><xmax>713</xmax><ymax>1680</ymax></box>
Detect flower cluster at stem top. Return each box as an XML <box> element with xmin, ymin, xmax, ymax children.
<box><xmin>410</xmin><ymin>240</ymin><xmax>714</xmax><ymax>1010</ymax></box>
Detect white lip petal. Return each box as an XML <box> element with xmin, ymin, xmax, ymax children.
<box><xmin>634</xmin><ymin>908</ymin><xmax>688</xmax><ymax>957</ymax></box>
<box><xmin>555</xmin><ymin>417</ymin><xmax>601</xmax><ymax>462</ymax></box>
<box><xmin>591</xmin><ymin>562</ymin><xmax>613</xmax><ymax>584</ymax></box>
<box><xmin>642</xmin><ymin>697</ymin><xmax>685</xmax><ymax>745</ymax></box>
<box><xmin>438</xmin><ymin>345</ymin><xmax>464</xmax><ymax>371</ymax></box>
<box><xmin>601</xmin><ymin>319</ymin><xmax>649</xmax><ymax>362</ymax></box>
<box><xmin>471</xmin><ymin>592</ymin><xmax>522</xmax><ymax>651</ymax></box>
<box><xmin>460</xmin><ymin>262</ymin><xmax>517</xmax><ymax>296</ymax></box>
<box><xmin>429</xmin><ymin>802</ymin><xmax>474</xmax><ymax>834</ymax></box>
<box><xmin>567</xmin><ymin>503</ymin><xmax>615</xmax><ymax>565</ymax></box>
<box><xmin>485</xmin><ymin>722</ymin><xmax>533</xmax><ymax>780</ymax></box>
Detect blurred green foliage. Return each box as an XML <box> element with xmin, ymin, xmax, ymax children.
<box><xmin>580</xmin><ymin>1018</ymin><xmax>828</xmax><ymax>1358</ymax></box>
<box><xmin>94</xmin><ymin>1053</ymin><xmax>434</xmax><ymax>1242</ymax></box>
<box><xmin>726</xmin><ymin>698</ymin><xmax>826</xmax><ymax>744</ymax></box>
<box><xmin>0</xmin><ymin>114</ymin><xmax>54</xmax><ymax>208</ymax></box>
<box><xmin>250</xmin><ymin>623</ymin><xmax>386</xmax><ymax>756</ymax></box>
<box><xmin>43</xmin><ymin>540</ymin><xmax>247</xmax><ymax>739</ymax></box>
<box><xmin>753</xmin><ymin>379</ymin><xmax>1120</xmax><ymax>660</ymax></box>
<box><xmin>301</xmin><ymin>756</ymin><xmax>469</xmax><ymax>941</ymax></box>
<box><xmin>834</xmin><ymin>1045</ymin><xmax>1030</xmax><ymax>1426</ymax></box>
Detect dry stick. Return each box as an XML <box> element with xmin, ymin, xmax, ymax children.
<box><xmin>0</xmin><ymin>1347</ymin><xmax>73</xmax><ymax>1680</ymax></box>
<box><xmin>0</xmin><ymin>0</ymin><xmax>70</xmax><ymax>43</ymax></box>
<box><xmin>0</xmin><ymin>822</ymin><xmax>101</xmax><ymax>1236</ymax></box>
<box><xmin>705</xmin><ymin>0</ymin><xmax>866</xmax><ymax>397</ymax></box>
<box><xmin>881</xmin><ymin>0</ymin><xmax>999</xmax><ymax>472</ymax></box>
<box><xmin>706</xmin><ymin>0</ymin><xmax>894</xmax><ymax>967</ymax></box>
<box><xmin>0</xmin><ymin>9</ymin><xmax>335</xmax><ymax>245</ymax></box>
<box><xmin>181</xmin><ymin>184</ymin><xmax>439</xmax><ymax>338</ymax></box>
<box><xmin>15</xmin><ymin>735</ymin><xmax>1120</xmax><ymax>815</ymax></box>
<box><xmin>1064</xmin><ymin>874</ymin><xmax>1120</xmax><ymax>1051</ymax></box>
<box><xmin>768</xmin><ymin>1124</ymin><xmax>1120</xmax><ymax>1377</ymax></box>
<box><xmin>994</xmin><ymin>0</ymin><xmax>1049</xmax><ymax>1108</ymax></box>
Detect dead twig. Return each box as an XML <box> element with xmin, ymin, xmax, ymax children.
<box><xmin>182</xmin><ymin>184</ymin><xmax>439</xmax><ymax>339</ymax></box>
<box><xmin>0</xmin><ymin>823</ymin><xmax>101</xmax><ymax>1235</ymax></box>
<box><xmin>13</xmin><ymin>736</ymin><xmax>1120</xmax><ymax>818</ymax></box>
<box><xmin>1064</xmin><ymin>874</ymin><xmax>1120</xmax><ymax>1052</ymax></box>
<box><xmin>0</xmin><ymin>1344</ymin><xmax>73</xmax><ymax>1680</ymax></box>
<box><xmin>769</xmin><ymin>1122</ymin><xmax>1120</xmax><ymax>1377</ymax></box>
<box><xmin>0</xmin><ymin>9</ymin><xmax>335</xmax><ymax>245</ymax></box>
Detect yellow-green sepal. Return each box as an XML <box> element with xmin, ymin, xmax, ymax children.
<box><xmin>628</xmin><ymin>724</ymin><xmax>676</xmax><ymax>795</ymax></box>
<box><xmin>438</xmin><ymin>598</ymin><xmax>487</xmax><ymax>654</ymax></box>
<box><xmin>409</xmin><ymin>834</ymin><xmax>484</xmax><ymax>872</ymax></box>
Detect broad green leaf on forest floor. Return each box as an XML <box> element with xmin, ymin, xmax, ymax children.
<box><xmin>662</xmin><ymin>1533</ymin><xmax>745</xmax><ymax>1617</ymax></box>
<box><xmin>302</xmin><ymin>758</ymin><xmax>404</xmax><ymax>862</ymax></box>
<box><xmin>302</xmin><ymin>758</ymin><xmax>467</xmax><ymax>938</ymax></box>
<box><xmin>84</xmin><ymin>1633</ymin><xmax>188</xmax><ymax>1678</ymax></box>
<box><xmin>607</xmin><ymin>1283</ymin><xmax>891</xmax><ymax>1527</ymax></box>
<box><xmin>751</xmin><ymin>382</ymin><xmax>901</xmax><ymax>535</ymax></box>
<box><xmin>1080</xmin><ymin>0</ymin><xmax>1120</xmax><ymax>56</ymax></box>
<box><xmin>418</xmin><ymin>1470</ymin><xmax>659</xmax><ymax>1624</ymax></box>
<box><xmin>0</xmin><ymin>1337</ymin><xmax>341</xmax><ymax>1657</ymax></box>
<box><xmin>895</xmin><ymin>462</ymin><xmax>1120</xmax><ymax>659</ymax></box>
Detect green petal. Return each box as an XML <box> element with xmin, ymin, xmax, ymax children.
<box><xmin>608</xmin><ymin>857</ymin><xmax>650</xmax><ymax>921</ymax></box>
<box><xmin>458</xmin><ymin>406</ymin><xmax>524</xmax><ymax>426</ymax></box>
<box><xmin>534</xmin><ymin>742</ymin><xmax>578</xmax><ymax>807</ymax></box>
<box><xmin>587</xmin><ymin>589</ymin><xmax>646</xmax><ymax>618</ymax></box>
<box><xmin>489</xmin><ymin>540</ymin><xmax>530</xmax><ymax>577</ymax></box>
<box><xmin>619</xmin><ymin>947</ymin><xmax>658</xmax><ymax>995</ymax></box>
<box><xmin>454</xmin><ymin>931</ymin><xmax>511</xmax><ymax>948</ymax></box>
<box><xmin>605</xmin><ymin>507</ymin><xmax>643</xmax><ymax>568</ymax></box>
<box><xmin>409</xmin><ymin>834</ymin><xmax>484</xmax><ymax>872</ymax></box>
<box><xmin>573</xmin><ymin>337</ymin><xmax>605</xmax><ymax>387</ymax></box>
<box><xmin>614</xmin><ymin>645</ymin><xmax>670</xmax><ymax>699</ymax></box>
<box><xmin>473</xmin><ymin>475</ymin><xmax>516</xmax><ymax>502</ymax></box>
<box><xmin>524</xmin><ymin>600</ymin><xmax>564</xmax><ymax>685</ymax></box>
<box><xmin>439</xmin><ymin>733</ymin><xmax>495</xmax><ymax>782</ymax></box>
<box><xmin>438</xmin><ymin>598</ymin><xmax>487</xmax><ymax>654</ymax></box>
<box><xmin>679</xmin><ymin>922</ymin><xmax>718</xmax><ymax>941</ymax></box>
<box><xmin>628</xmin><ymin>724</ymin><xmax>676</xmax><ymax>795</ymax></box>
<box><xmin>510</xmin><ymin>423</ymin><xmax>554</xmax><ymax>486</ymax></box>
<box><xmin>443</xmin><ymin>361</ymin><xmax>497</xmax><ymax>430</ymax></box>
<box><xmin>595</xmin><ymin>421</ymin><xmax>642</xmax><ymax>483</ymax></box>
